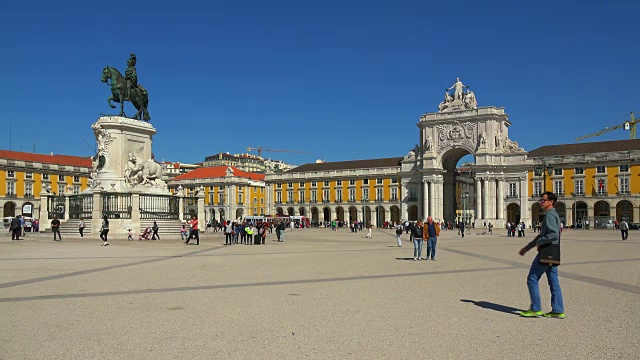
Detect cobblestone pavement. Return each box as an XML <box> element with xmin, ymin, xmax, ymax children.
<box><xmin>1</xmin><ymin>227</ymin><xmax>638</xmax><ymax>359</ymax></box>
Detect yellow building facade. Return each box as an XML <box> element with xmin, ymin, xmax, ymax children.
<box><xmin>0</xmin><ymin>150</ymin><xmax>92</xmax><ymax>221</ymax></box>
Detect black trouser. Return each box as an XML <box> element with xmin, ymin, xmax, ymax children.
<box><xmin>621</xmin><ymin>230</ymin><xmax>628</xmax><ymax>240</ymax></box>
<box><xmin>460</xmin><ymin>229</ymin><xmax>465</xmax><ymax>238</ymax></box>
<box><xmin>152</xmin><ymin>229</ymin><xmax>159</xmax><ymax>240</ymax></box>
<box><xmin>240</xmin><ymin>231</ymin><xmax>246</xmax><ymax>243</ymax></box>
<box><xmin>79</xmin><ymin>227</ymin><xmax>84</xmax><ymax>238</ymax></box>
<box><xmin>12</xmin><ymin>229</ymin><xmax>20</xmax><ymax>240</ymax></box>
<box><xmin>187</xmin><ymin>230</ymin><xmax>199</xmax><ymax>245</ymax></box>
<box><xmin>100</xmin><ymin>229</ymin><xmax>109</xmax><ymax>241</ymax></box>
<box><xmin>225</xmin><ymin>232</ymin><xmax>232</xmax><ymax>244</ymax></box>
<box><xmin>53</xmin><ymin>228</ymin><xmax>62</xmax><ymax>241</ymax></box>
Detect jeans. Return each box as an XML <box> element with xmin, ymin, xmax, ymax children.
<box><xmin>426</xmin><ymin>237</ymin><xmax>437</xmax><ymax>259</ymax></box>
<box><xmin>621</xmin><ymin>230</ymin><xmax>628</xmax><ymax>240</ymax></box>
<box><xmin>53</xmin><ymin>228</ymin><xmax>62</xmax><ymax>241</ymax></box>
<box><xmin>396</xmin><ymin>234</ymin><xmax>402</xmax><ymax>247</ymax></box>
<box><xmin>413</xmin><ymin>238</ymin><xmax>422</xmax><ymax>259</ymax></box>
<box><xmin>527</xmin><ymin>255</ymin><xmax>564</xmax><ymax>313</ymax></box>
<box><xmin>279</xmin><ymin>229</ymin><xmax>285</xmax><ymax>242</ymax></box>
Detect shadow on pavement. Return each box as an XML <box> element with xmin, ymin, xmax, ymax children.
<box><xmin>460</xmin><ymin>299</ymin><xmax>521</xmax><ymax>315</ymax></box>
<box><xmin>395</xmin><ymin>257</ymin><xmax>419</xmax><ymax>261</ymax></box>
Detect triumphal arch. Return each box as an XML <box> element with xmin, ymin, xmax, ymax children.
<box><xmin>400</xmin><ymin>78</ymin><xmax>529</xmax><ymax>228</ymax></box>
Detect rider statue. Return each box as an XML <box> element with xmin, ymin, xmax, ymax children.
<box><xmin>125</xmin><ymin>53</ymin><xmax>138</xmax><ymax>101</ymax></box>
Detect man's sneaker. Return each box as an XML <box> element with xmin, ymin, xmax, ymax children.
<box><xmin>518</xmin><ymin>310</ymin><xmax>543</xmax><ymax>317</ymax></box>
<box><xmin>413</xmin><ymin>258</ymin><xmax>417</xmax><ymax>261</ymax></box>
<box><xmin>543</xmin><ymin>312</ymin><xmax>565</xmax><ymax>319</ymax></box>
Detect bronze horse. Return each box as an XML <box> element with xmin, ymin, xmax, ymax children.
<box><xmin>101</xmin><ymin>66</ymin><xmax>151</xmax><ymax>121</ymax></box>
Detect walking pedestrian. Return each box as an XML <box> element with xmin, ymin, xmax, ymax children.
<box><xmin>365</xmin><ymin>223</ymin><xmax>372</xmax><ymax>238</ymax></box>
<box><xmin>51</xmin><ymin>215</ymin><xmax>62</xmax><ymax>242</ymax></box>
<box><xmin>78</xmin><ymin>218</ymin><xmax>85</xmax><ymax>238</ymax></box>
<box><xmin>395</xmin><ymin>223</ymin><xmax>403</xmax><ymax>247</ymax></box>
<box><xmin>518</xmin><ymin>191</ymin><xmax>565</xmax><ymax>319</ymax></box>
<box><xmin>424</xmin><ymin>216</ymin><xmax>440</xmax><ymax>260</ymax></box>
<box><xmin>619</xmin><ymin>220</ymin><xmax>629</xmax><ymax>241</ymax></box>
<box><xmin>276</xmin><ymin>220</ymin><xmax>285</xmax><ymax>242</ymax></box>
<box><xmin>151</xmin><ymin>221</ymin><xmax>160</xmax><ymax>240</ymax></box>
<box><xmin>459</xmin><ymin>221</ymin><xmax>465</xmax><ymax>238</ymax></box>
<box><xmin>99</xmin><ymin>215</ymin><xmax>110</xmax><ymax>246</ymax></box>
<box><xmin>10</xmin><ymin>216</ymin><xmax>21</xmax><ymax>240</ymax></box>
<box><xmin>186</xmin><ymin>216</ymin><xmax>199</xmax><ymax>245</ymax></box>
<box><xmin>412</xmin><ymin>220</ymin><xmax>424</xmax><ymax>261</ymax></box>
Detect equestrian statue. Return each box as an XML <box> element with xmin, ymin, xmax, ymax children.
<box><xmin>101</xmin><ymin>53</ymin><xmax>151</xmax><ymax>121</ymax></box>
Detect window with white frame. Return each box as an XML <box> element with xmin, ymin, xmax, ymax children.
<box><xmin>409</xmin><ymin>187</ymin><xmax>417</xmax><ymax>200</ymax></box>
<box><xmin>287</xmin><ymin>183</ymin><xmax>292</xmax><ymax>188</ymax></box>
<box><xmin>324</xmin><ymin>181</ymin><xmax>330</xmax><ymax>186</ymax></box>
<box><xmin>554</xmin><ymin>168</ymin><xmax>562</xmax><ymax>176</ymax></box>
<box><xmin>391</xmin><ymin>188</ymin><xmax>398</xmax><ymax>201</ymax></box>
<box><xmin>25</xmin><ymin>183</ymin><xmax>33</xmax><ymax>196</ymax></box>
<box><xmin>58</xmin><ymin>175</ymin><xmax>65</xmax><ymax>182</ymax></box>
<box><xmin>253</xmin><ymin>197</ymin><xmax>258</xmax><ymax>204</ymax></box>
<box><xmin>336</xmin><ymin>180</ymin><xmax>342</xmax><ymax>186</ymax></box>
<box><xmin>619</xmin><ymin>177</ymin><xmax>630</xmax><ymax>194</ymax></box>
<box><xmin>58</xmin><ymin>185</ymin><xmax>65</xmax><ymax>195</ymax></box>
<box><xmin>298</xmin><ymin>190</ymin><xmax>304</xmax><ymax>202</ymax></box>
<box><xmin>209</xmin><ymin>194</ymin><xmax>214</xmax><ymax>204</ymax></box>
<box><xmin>276</xmin><ymin>183</ymin><xmax>282</xmax><ymax>188</ymax></box>
<box><xmin>596</xmin><ymin>166</ymin><xmax>606</xmax><ymax>174</ymax></box>
<box><xmin>311</xmin><ymin>190</ymin><xmax>317</xmax><ymax>202</ymax></box>
<box><xmin>7</xmin><ymin>170</ymin><xmax>15</xmax><ymax>178</ymax></box>
<box><xmin>391</xmin><ymin>177</ymin><xmax>398</xmax><ymax>184</ymax></box>
<box><xmin>619</xmin><ymin>164</ymin><xmax>629</xmax><ymax>173</ymax></box>
<box><xmin>238</xmin><ymin>193</ymin><xmax>243</xmax><ymax>204</ymax></box>
<box><xmin>508</xmin><ymin>183</ymin><xmax>517</xmax><ymax>197</ymax></box>
<box><xmin>349</xmin><ymin>189</ymin><xmax>355</xmax><ymax>201</ymax></box>
<box><xmin>534</xmin><ymin>182</ymin><xmax>542</xmax><ymax>196</ymax></box>
<box><xmin>349</xmin><ymin>179</ymin><xmax>356</xmax><ymax>185</ymax></box>
<box><xmin>238</xmin><ymin>186</ymin><xmax>243</xmax><ymax>191</ymax></box>
<box><xmin>377</xmin><ymin>178</ymin><xmax>383</xmax><ymax>184</ymax></box>
<box><xmin>7</xmin><ymin>182</ymin><xmax>15</xmax><ymax>195</ymax></box>
<box><xmin>73</xmin><ymin>175</ymin><xmax>80</xmax><ymax>182</ymax></box>
<box><xmin>42</xmin><ymin>173</ymin><xmax>49</xmax><ymax>180</ymax></box>
<box><xmin>276</xmin><ymin>192</ymin><xmax>282</xmax><ymax>203</ymax></box>
<box><xmin>260</xmin><ymin>198</ymin><xmax>264</xmax><ymax>204</ymax></box>
<box><xmin>574</xmin><ymin>179</ymin><xmax>584</xmax><ymax>195</ymax></box>
<box><xmin>554</xmin><ymin>181</ymin><xmax>563</xmax><ymax>195</ymax></box>
<box><xmin>323</xmin><ymin>190</ymin><xmax>329</xmax><ymax>202</ymax></box>
<box><xmin>260</xmin><ymin>208</ymin><xmax>264</xmax><ymax>215</ymax></box>
<box><xmin>336</xmin><ymin>189</ymin><xmax>342</xmax><ymax>202</ymax></box>
<box><xmin>362</xmin><ymin>188</ymin><xmax>369</xmax><ymax>201</ymax></box>
<box><xmin>73</xmin><ymin>186</ymin><xmax>80</xmax><ymax>194</ymax></box>
<box><xmin>363</xmin><ymin>179</ymin><xmax>369</xmax><ymax>185</ymax></box>
<box><xmin>25</xmin><ymin>172</ymin><xmax>33</xmax><ymax>179</ymax></box>
<box><xmin>253</xmin><ymin>207</ymin><xmax>257</xmax><ymax>215</ymax></box>
<box><xmin>299</xmin><ymin>182</ymin><xmax>304</xmax><ymax>187</ymax></box>
<box><xmin>534</xmin><ymin>168</ymin><xmax>542</xmax><ymax>176</ymax></box>
<box><xmin>596</xmin><ymin>178</ymin><xmax>607</xmax><ymax>195</ymax></box>
<box><xmin>287</xmin><ymin>191</ymin><xmax>293</xmax><ymax>202</ymax></box>
<box><xmin>575</xmin><ymin>167</ymin><xmax>584</xmax><ymax>175</ymax></box>
<box><xmin>376</xmin><ymin>188</ymin><xmax>383</xmax><ymax>201</ymax></box>
<box><xmin>311</xmin><ymin>181</ymin><xmax>317</xmax><ymax>187</ymax></box>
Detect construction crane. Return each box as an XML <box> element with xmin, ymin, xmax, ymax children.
<box><xmin>576</xmin><ymin>112</ymin><xmax>637</xmax><ymax>141</ymax></box>
<box><xmin>246</xmin><ymin>147</ymin><xmax>309</xmax><ymax>158</ymax></box>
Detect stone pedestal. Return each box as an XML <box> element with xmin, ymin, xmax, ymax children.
<box><xmin>89</xmin><ymin>116</ymin><xmax>168</xmax><ymax>194</ymax></box>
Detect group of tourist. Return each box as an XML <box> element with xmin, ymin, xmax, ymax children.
<box><xmin>506</xmin><ymin>221</ymin><xmax>527</xmax><ymax>237</ymax></box>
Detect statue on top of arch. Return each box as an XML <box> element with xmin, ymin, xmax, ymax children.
<box><xmin>438</xmin><ymin>77</ymin><xmax>478</xmax><ymax>112</ymax></box>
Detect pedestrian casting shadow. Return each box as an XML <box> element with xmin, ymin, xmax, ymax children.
<box><xmin>460</xmin><ymin>299</ymin><xmax>520</xmax><ymax>315</ymax></box>
<box><xmin>395</xmin><ymin>257</ymin><xmax>418</xmax><ymax>261</ymax></box>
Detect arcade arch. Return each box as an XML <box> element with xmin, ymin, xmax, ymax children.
<box><xmin>616</xmin><ymin>200</ymin><xmax>633</xmax><ymax>222</ymax></box>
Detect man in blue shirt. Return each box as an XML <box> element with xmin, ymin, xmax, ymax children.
<box><xmin>518</xmin><ymin>191</ymin><xmax>565</xmax><ymax>319</ymax></box>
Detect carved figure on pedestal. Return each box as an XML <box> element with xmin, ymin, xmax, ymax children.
<box><xmin>495</xmin><ymin>131</ymin><xmax>502</xmax><ymax>149</ymax></box>
<box><xmin>90</xmin><ymin>123</ymin><xmax>113</xmax><ymax>185</ymax></box>
<box><xmin>425</xmin><ymin>134</ymin><xmax>433</xmax><ymax>152</ymax></box>
<box><xmin>125</xmin><ymin>146</ymin><xmax>166</xmax><ymax>188</ymax></box>
<box><xmin>438</xmin><ymin>91</ymin><xmax>453</xmax><ymax>112</ymax></box>
<box><xmin>464</xmin><ymin>90</ymin><xmax>477</xmax><ymax>109</ymax></box>
<box><xmin>478</xmin><ymin>129</ymin><xmax>487</xmax><ymax>148</ymax></box>
<box><xmin>446</xmin><ymin>77</ymin><xmax>469</xmax><ymax>101</ymax></box>
<box><xmin>503</xmin><ymin>137</ymin><xmax>525</xmax><ymax>152</ymax></box>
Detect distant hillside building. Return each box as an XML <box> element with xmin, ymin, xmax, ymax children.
<box><xmin>162</xmin><ymin>162</ymin><xmax>201</xmax><ymax>180</ymax></box>
<box><xmin>203</xmin><ymin>152</ymin><xmax>265</xmax><ymax>173</ymax></box>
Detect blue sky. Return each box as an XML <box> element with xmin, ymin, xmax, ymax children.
<box><xmin>1</xmin><ymin>0</ymin><xmax>639</xmax><ymax>166</ymax></box>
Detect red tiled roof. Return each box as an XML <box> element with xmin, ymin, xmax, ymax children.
<box><xmin>170</xmin><ymin>166</ymin><xmax>265</xmax><ymax>181</ymax></box>
<box><xmin>0</xmin><ymin>150</ymin><xmax>92</xmax><ymax>167</ymax></box>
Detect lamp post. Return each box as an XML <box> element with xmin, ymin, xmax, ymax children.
<box><xmin>460</xmin><ymin>192</ymin><xmax>469</xmax><ymax>225</ymax></box>
<box><xmin>536</xmin><ymin>161</ymin><xmax>554</xmax><ymax>193</ymax></box>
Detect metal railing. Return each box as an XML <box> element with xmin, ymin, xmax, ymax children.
<box><xmin>47</xmin><ymin>195</ymin><xmax>66</xmax><ymax>219</ymax></box>
<box><xmin>102</xmin><ymin>193</ymin><xmax>132</xmax><ymax>219</ymax></box>
<box><xmin>69</xmin><ymin>194</ymin><xmax>93</xmax><ymax>219</ymax></box>
<box><xmin>140</xmin><ymin>194</ymin><xmax>179</xmax><ymax>220</ymax></box>
<box><xmin>183</xmin><ymin>196</ymin><xmax>197</xmax><ymax>221</ymax></box>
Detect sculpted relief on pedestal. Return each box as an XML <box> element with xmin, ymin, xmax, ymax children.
<box><xmin>90</xmin><ymin>123</ymin><xmax>113</xmax><ymax>186</ymax></box>
<box><xmin>435</xmin><ymin>121</ymin><xmax>477</xmax><ymax>153</ymax></box>
<box><xmin>124</xmin><ymin>145</ymin><xmax>167</xmax><ymax>188</ymax></box>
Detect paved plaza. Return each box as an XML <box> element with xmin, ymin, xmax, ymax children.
<box><xmin>0</xmin><ymin>227</ymin><xmax>638</xmax><ymax>359</ymax></box>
